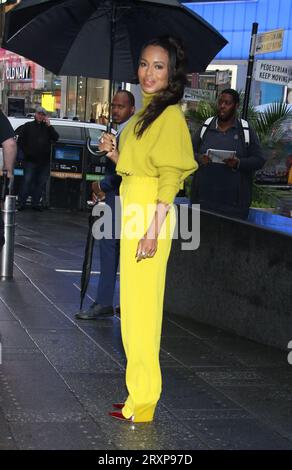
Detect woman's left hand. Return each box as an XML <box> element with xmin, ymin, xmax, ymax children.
<box><xmin>99</xmin><ymin>133</ymin><xmax>119</xmax><ymax>163</ymax></box>
<box><xmin>136</xmin><ymin>234</ymin><xmax>158</xmax><ymax>262</ymax></box>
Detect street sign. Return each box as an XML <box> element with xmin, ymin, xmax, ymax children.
<box><xmin>254</xmin><ymin>60</ymin><xmax>292</xmax><ymax>86</ymax></box>
<box><xmin>215</xmin><ymin>70</ymin><xmax>230</xmax><ymax>85</ymax></box>
<box><xmin>255</xmin><ymin>29</ymin><xmax>284</xmax><ymax>55</ymax></box>
<box><xmin>183</xmin><ymin>87</ymin><xmax>216</xmax><ymax>102</ymax></box>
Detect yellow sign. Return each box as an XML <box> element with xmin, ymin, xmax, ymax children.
<box><xmin>255</xmin><ymin>29</ymin><xmax>284</xmax><ymax>55</ymax></box>
<box><xmin>41</xmin><ymin>93</ymin><xmax>55</xmax><ymax>112</ymax></box>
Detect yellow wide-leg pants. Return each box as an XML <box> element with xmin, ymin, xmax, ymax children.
<box><xmin>119</xmin><ymin>176</ymin><xmax>175</xmax><ymax>422</ymax></box>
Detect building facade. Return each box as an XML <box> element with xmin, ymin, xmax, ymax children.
<box><xmin>0</xmin><ymin>48</ymin><xmax>63</xmax><ymax>116</ymax></box>
<box><xmin>1</xmin><ymin>0</ymin><xmax>291</xmax><ymax>117</ymax></box>
<box><xmin>0</xmin><ymin>47</ymin><xmax>114</xmax><ymax>121</ymax></box>
<box><xmin>184</xmin><ymin>0</ymin><xmax>292</xmax><ymax>104</ymax></box>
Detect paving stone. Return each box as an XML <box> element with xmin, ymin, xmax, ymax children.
<box><xmin>0</xmin><ymin>354</ymin><xmax>85</xmax><ymax>417</ymax></box>
<box><xmin>202</xmin><ymin>333</ymin><xmax>286</xmax><ymax>367</ymax></box>
<box><xmin>31</xmin><ymin>330</ymin><xmax>123</xmax><ymax>373</ymax></box>
<box><xmin>0</xmin><ymin>320</ymin><xmax>38</xmax><ymax>350</ymax></box>
<box><xmin>217</xmin><ymin>386</ymin><xmax>292</xmax><ymax>441</ymax></box>
<box><xmin>9</xmin><ymin>421</ymin><xmax>112</xmax><ymax>450</ymax></box>
<box><xmin>196</xmin><ymin>369</ymin><xmax>277</xmax><ymax>388</ymax></box>
<box><xmin>9</xmin><ymin>306</ymin><xmax>73</xmax><ymax>330</ymax></box>
<box><xmin>161</xmin><ymin>369</ymin><xmax>240</xmax><ymax>411</ymax></box>
<box><xmin>161</xmin><ymin>335</ymin><xmax>241</xmax><ymax>368</ymax></box>
<box><xmin>0</xmin><ymin>408</ymin><xmax>17</xmax><ymax>450</ymax></box>
<box><xmin>0</xmin><ymin>300</ymin><xmax>15</xmax><ymax>321</ymax></box>
<box><xmin>183</xmin><ymin>416</ymin><xmax>292</xmax><ymax>450</ymax></box>
<box><xmin>1</xmin><ymin>209</ymin><xmax>291</xmax><ymax>450</ymax></box>
<box><xmin>165</xmin><ymin>313</ymin><xmax>225</xmax><ymax>340</ymax></box>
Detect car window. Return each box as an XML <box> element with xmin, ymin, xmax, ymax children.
<box><xmin>54</xmin><ymin>125</ymin><xmax>83</xmax><ymax>141</ymax></box>
<box><xmin>88</xmin><ymin>127</ymin><xmax>103</xmax><ymax>143</ymax></box>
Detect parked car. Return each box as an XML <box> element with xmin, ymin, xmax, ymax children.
<box><xmin>8</xmin><ymin>116</ymin><xmax>107</xmax><ymax>146</ymax></box>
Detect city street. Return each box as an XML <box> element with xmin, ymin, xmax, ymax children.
<box><xmin>0</xmin><ymin>209</ymin><xmax>292</xmax><ymax>450</ymax></box>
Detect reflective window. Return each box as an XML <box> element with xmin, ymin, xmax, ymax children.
<box><xmin>54</xmin><ymin>125</ymin><xmax>83</xmax><ymax>141</ymax></box>
<box><xmin>87</xmin><ymin>127</ymin><xmax>103</xmax><ymax>143</ymax></box>
<box><xmin>66</xmin><ymin>77</ymin><xmax>77</xmax><ymax>118</ymax></box>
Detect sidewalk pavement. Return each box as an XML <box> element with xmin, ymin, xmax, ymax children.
<box><xmin>0</xmin><ymin>208</ymin><xmax>292</xmax><ymax>450</ymax></box>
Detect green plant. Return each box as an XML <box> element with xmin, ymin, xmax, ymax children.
<box><xmin>253</xmin><ymin>102</ymin><xmax>292</xmax><ymax>146</ymax></box>
<box><xmin>185</xmin><ymin>96</ymin><xmax>257</xmax><ymax>130</ymax></box>
<box><xmin>251</xmin><ymin>183</ymin><xmax>283</xmax><ymax>209</ymax></box>
<box><xmin>186</xmin><ymin>100</ymin><xmax>217</xmax><ymax>126</ymax></box>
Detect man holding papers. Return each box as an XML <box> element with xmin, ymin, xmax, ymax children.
<box><xmin>191</xmin><ymin>89</ymin><xmax>265</xmax><ymax>219</ymax></box>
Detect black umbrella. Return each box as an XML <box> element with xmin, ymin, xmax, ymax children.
<box><xmin>2</xmin><ymin>0</ymin><xmax>227</xmax><ymax>313</ymax></box>
<box><xmin>2</xmin><ymin>0</ymin><xmax>227</xmax><ymax>111</ymax></box>
<box><xmin>3</xmin><ymin>0</ymin><xmax>228</xmax><ymax>156</ymax></box>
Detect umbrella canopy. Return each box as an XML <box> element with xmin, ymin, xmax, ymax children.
<box><xmin>2</xmin><ymin>0</ymin><xmax>228</xmax><ymax>82</ymax></box>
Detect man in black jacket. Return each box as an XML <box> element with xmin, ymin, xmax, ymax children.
<box><xmin>17</xmin><ymin>106</ymin><xmax>59</xmax><ymax>211</ymax></box>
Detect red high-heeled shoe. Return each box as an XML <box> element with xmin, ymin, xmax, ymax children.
<box><xmin>109</xmin><ymin>411</ymin><xmax>134</xmax><ymax>422</ymax></box>
<box><xmin>109</xmin><ymin>405</ymin><xmax>155</xmax><ymax>423</ymax></box>
<box><xmin>112</xmin><ymin>403</ymin><xmax>124</xmax><ymax>410</ymax></box>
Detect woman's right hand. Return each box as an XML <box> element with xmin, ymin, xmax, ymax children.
<box><xmin>99</xmin><ymin>133</ymin><xmax>119</xmax><ymax>164</ymax></box>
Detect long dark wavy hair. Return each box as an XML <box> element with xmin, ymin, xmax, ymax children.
<box><xmin>135</xmin><ymin>36</ymin><xmax>187</xmax><ymax>139</ymax></box>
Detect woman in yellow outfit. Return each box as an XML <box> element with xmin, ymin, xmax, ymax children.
<box><xmin>100</xmin><ymin>36</ymin><xmax>198</xmax><ymax>423</ymax></box>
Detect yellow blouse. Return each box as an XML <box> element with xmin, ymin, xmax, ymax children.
<box><xmin>116</xmin><ymin>91</ymin><xmax>198</xmax><ymax>204</ymax></box>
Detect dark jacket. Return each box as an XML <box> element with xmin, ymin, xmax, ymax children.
<box><xmin>18</xmin><ymin>120</ymin><xmax>59</xmax><ymax>165</ymax></box>
<box><xmin>100</xmin><ymin>157</ymin><xmax>121</xmax><ymax>195</ymax></box>
<box><xmin>191</xmin><ymin>117</ymin><xmax>265</xmax><ymax>219</ymax></box>
<box><xmin>0</xmin><ymin>110</ymin><xmax>14</xmax><ymax>144</ymax></box>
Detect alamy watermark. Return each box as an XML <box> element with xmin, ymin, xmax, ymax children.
<box><xmin>91</xmin><ymin>198</ymin><xmax>200</xmax><ymax>251</ymax></box>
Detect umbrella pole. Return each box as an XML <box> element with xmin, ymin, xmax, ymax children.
<box><xmin>79</xmin><ymin>213</ymin><xmax>96</xmax><ymax>312</ymax></box>
<box><xmin>106</xmin><ymin>0</ymin><xmax>117</xmax><ymax>133</ymax></box>
<box><xmin>86</xmin><ymin>2</ymin><xmax>117</xmax><ymax>158</ymax></box>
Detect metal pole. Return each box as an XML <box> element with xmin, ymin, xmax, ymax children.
<box><xmin>1</xmin><ymin>195</ymin><xmax>16</xmax><ymax>279</ymax></box>
<box><xmin>242</xmin><ymin>22</ymin><xmax>258</xmax><ymax>120</ymax></box>
<box><xmin>86</xmin><ymin>1</ymin><xmax>117</xmax><ymax>161</ymax></box>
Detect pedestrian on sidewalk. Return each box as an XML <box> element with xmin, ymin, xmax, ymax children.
<box><xmin>190</xmin><ymin>89</ymin><xmax>265</xmax><ymax>219</ymax></box>
<box><xmin>99</xmin><ymin>36</ymin><xmax>197</xmax><ymax>423</ymax></box>
<box><xmin>76</xmin><ymin>90</ymin><xmax>135</xmax><ymax>320</ymax></box>
<box><xmin>17</xmin><ymin>106</ymin><xmax>59</xmax><ymax>211</ymax></box>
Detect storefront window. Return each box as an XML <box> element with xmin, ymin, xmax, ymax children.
<box><xmin>0</xmin><ymin>49</ymin><xmax>62</xmax><ymax>116</ymax></box>
<box><xmin>66</xmin><ymin>76</ymin><xmax>77</xmax><ymax>119</ymax></box>
<box><xmin>76</xmin><ymin>76</ymin><xmax>86</xmax><ymax>121</ymax></box>
<box><xmin>41</xmin><ymin>70</ymin><xmax>61</xmax><ymax>116</ymax></box>
<box><xmin>85</xmin><ymin>77</ymin><xmax>109</xmax><ymax>123</ymax></box>
<box><xmin>64</xmin><ymin>77</ymin><xmax>122</xmax><ymax>123</ymax></box>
